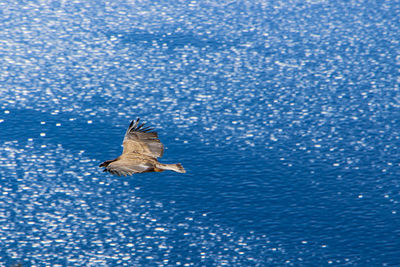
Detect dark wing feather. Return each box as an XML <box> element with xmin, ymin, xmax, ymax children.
<box><xmin>105</xmin><ymin>159</ymin><xmax>153</xmax><ymax>176</ymax></box>
<box><xmin>122</xmin><ymin>118</ymin><xmax>164</xmax><ymax>158</ymax></box>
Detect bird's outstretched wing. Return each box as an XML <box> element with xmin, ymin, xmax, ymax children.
<box><xmin>104</xmin><ymin>159</ymin><xmax>153</xmax><ymax>176</ymax></box>
<box><xmin>122</xmin><ymin>118</ymin><xmax>164</xmax><ymax>158</ymax></box>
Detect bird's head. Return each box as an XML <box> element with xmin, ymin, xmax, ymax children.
<box><xmin>99</xmin><ymin>159</ymin><xmax>116</xmax><ymax>167</ymax></box>
<box><xmin>99</xmin><ymin>162</ymin><xmax>107</xmax><ymax>167</ymax></box>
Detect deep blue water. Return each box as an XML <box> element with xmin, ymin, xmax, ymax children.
<box><xmin>1</xmin><ymin>0</ymin><xmax>400</xmax><ymax>266</ymax></box>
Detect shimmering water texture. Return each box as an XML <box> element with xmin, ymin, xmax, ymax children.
<box><xmin>1</xmin><ymin>0</ymin><xmax>400</xmax><ymax>266</ymax></box>
<box><xmin>0</xmin><ymin>141</ymin><xmax>280</xmax><ymax>266</ymax></box>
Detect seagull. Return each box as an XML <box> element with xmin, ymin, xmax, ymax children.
<box><xmin>99</xmin><ymin>118</ymin><xmax>186</xmax><ymax>176</ymax></box>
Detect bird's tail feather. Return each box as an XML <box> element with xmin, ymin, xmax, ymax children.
<box><xmin>157</xmin><ymin>163</ymin><xmax>186</xmax><ymax>173</ymax></box>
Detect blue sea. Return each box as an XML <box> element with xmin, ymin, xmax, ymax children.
<box><xmin>1</xmin><ymin>0</ymin><xmax>400</xmax><ymax>266</ymax></box>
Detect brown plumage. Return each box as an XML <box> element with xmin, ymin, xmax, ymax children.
<box><xmin>99</xmin><ymin>118</ymin><xmax>186</xmax><ymax>176</ymax></box>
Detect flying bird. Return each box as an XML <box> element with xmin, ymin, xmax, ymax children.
<box><xmin>99</xmin><ymin>118</ymin><xmax>186</xmax><ymax>176</ymax></box>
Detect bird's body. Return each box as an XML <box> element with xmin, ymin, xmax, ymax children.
<box><xmin>99</xmin><ymin>119</ymin><xmax>185</xmax><ymax>176</ymax></box>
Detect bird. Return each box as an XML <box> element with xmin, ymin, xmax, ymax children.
<box><xmin>99</xmin><ymin>118</ymin><xmax>186</xmax><ymax>176</ymax></box>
